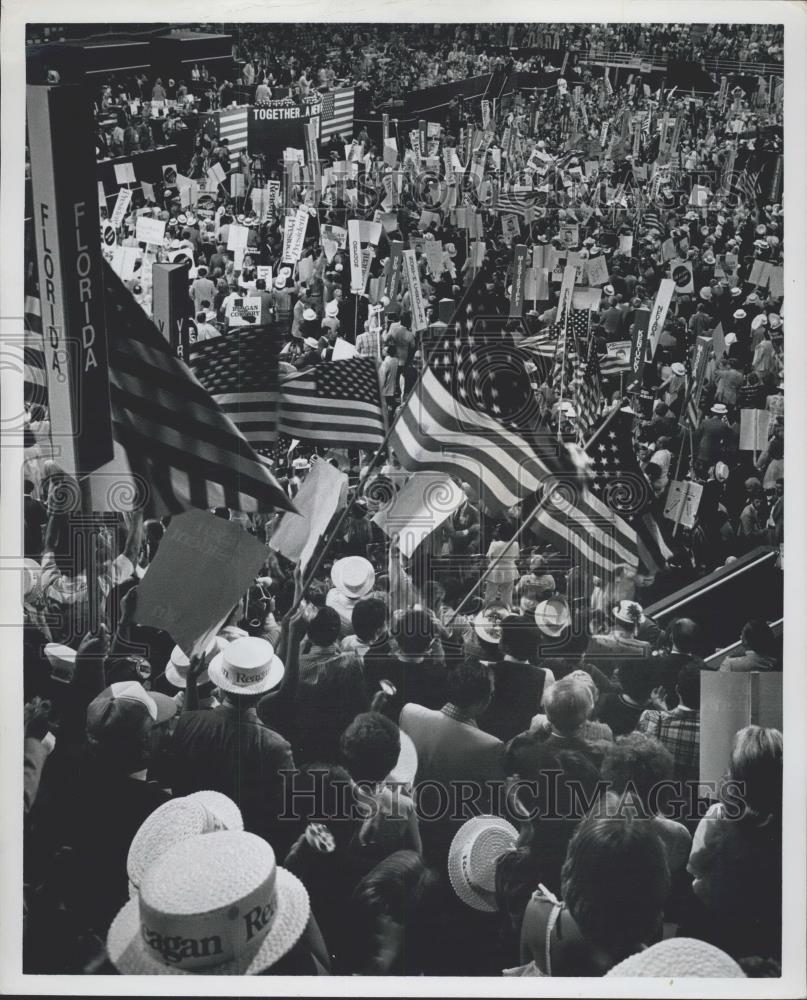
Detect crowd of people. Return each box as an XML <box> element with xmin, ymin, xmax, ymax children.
<box><xmin>22</xmin><ymin>20</ymin><xmax>785</xmax><ymax>979</ymax></box>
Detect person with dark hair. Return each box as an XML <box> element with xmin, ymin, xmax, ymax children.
<box><xmin>686</xmin><ymin>726</ymin><xmax>782</xmax><ymax>961</ymax></box>
<box><xmin>637</xmin><ymin>663</ymin><xmax>701</xmax><ymax>783</ymax></box>
<box><xmin>401</xmin><ymin>658</ymin><xmax>507</xmax><ymax>862</ymax></box>
<box><xmin>477</xmin><ymin>615</ymin><xmax>555</xmax><ymax>742</ymax></box>
<box><xmin>363</xmin><ymin>608</ymin><xmax>446</xmax><ymax>719</ymax></box>
<box><xmin>340</xmin><ymin>712</ymin><xmax>421</xmax><ymax>859</ymax></box>
<box><xmin>518</xmin><ymin>803</ymin><xmax>671</xmax><ymax>975</ymax></box>
<box><xmin>340</xmin><ymin>595</ymin><xmax>389</xmax><ymax>661</ymax></box>
<box><xmin>496</xmin><ymin>742</ymin><xmax>601</xmax><ymax>951</ymax></box>
<box><xmin>600</xmin><ymin>733</ymin><xmax>692</xmax><ymax>875</ymax></box>
<box><xmin>595</xmin><ymin>658</ymin><xmax>655</xmax><ymax>736</ymax></box>
<box><xmin>721</xmin><ymin>619</ymin><xmax>780</xmax><ymax>672</ymax></box>
<box><xmin>344</xmin><ymin>850</ymin><xmax>442</xmax><ymax>974</ymax></box>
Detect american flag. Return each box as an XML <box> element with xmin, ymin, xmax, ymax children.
<box><xmin>492</xmin><ymin>190</ymin><xmax>539</xmax><ymax>218</ymax></box>
<box><xmin>319</xmin><ymin>88</ymin><xmax>356</xmax><ymax>140</ymax></box>
<box><xmin>585</xmin><ymin>407</ymin><xmax>672</xmax><ymax>572</ymax></box>
<box><xmin>23</xmin><ymin>293</ymin><xmax>48</xmax><ymax>422</ymax></box>
<box><xmin>550</xmin><ymin>308</ymin><xmax>590</xmax><ymax>395</ymax></box>
<box><xmin>215</xmin><ymin>106</ymin><xmax>249</xmax><ymax>157</ymax></box>
<box><xmin>278</xmin><ymin>357</ymin><xmax>385</xmax><ymax>448</ymax></box>
<box><xmin>572</xmin><ymin>342</ymin><xmax>604</xmax><ymax>445</ymax></box>
<box><xmin>103</xmin><ymin>263</ymin><xmax>292</xmax><ymax>515</ymax></box>
<box><xmin>642</xmin><ymin>207</ymin><xmax>665</xmax><ymax>236</ymax></box>
<box><xmin>519</xmin><ymin>327</ymin><xmax>558</xmax><ymax>359</ymax></box>
<box><xmin>188</xmin><ymin>329</ymin><xmax>278</xmax><ymax>451</ymax></box>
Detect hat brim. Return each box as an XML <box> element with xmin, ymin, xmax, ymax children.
<box><xmin>107</xmin><ymin>867</ymin><xmax>309</xmax><ymax>975</ymax></box>
<box><xmin>208</xmin><ymin>651</ymin><xmax>285</xmax><ymax>696</ymax></box>
<box><xmin>151</xmin><ymin>690</ymin><xmax>179</xmax><ymax>724</ymax></box>
<box><xmin>447</xmin><ymin>816</ymin><xmax>517</xmax><ymax>912</ymax></box>
<box><xmin>185</xmin><ymin>790</ymin><xmax>244</xmax><ymax>832</ymax></box>
<box><xmin>331</xmin><ymin>560</ymin><xmax>375</xmax><ymax>598</ymax></box>
<box><xmin>165</xmin><ymin>662</ymin><xmax>210</xmax><ymax>690</ymax></box>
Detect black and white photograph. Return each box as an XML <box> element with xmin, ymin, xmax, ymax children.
<box><xmin>1</xmin><ymin>2</ymin><xmax>805</xmax><ymax>994</ymax></box>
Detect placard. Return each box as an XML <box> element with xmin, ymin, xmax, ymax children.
<box><xmin>373</xmin><ymin>473</ymin><xmax>464</xmax><ymax>558</ymax></box>
<box><xmin>501</xmin><ymin>213</ymin><xmax>520</xmax><ymax>245</ymax></box>
<box><xmin>114</xmin><ymin>161</ymin><xmax>136</xmax><ymax>184</ymax></box>
<box><xmin>647</xmin><ymin>278</ymin><xmax>676</xmax><ymax>355</ymax></box>
<box><xmin>558</xmin><ymin>224</ymin><xmax>580</xmax><ymax>248</ymax></box>
<box><xmin>269</xmin><ymin>459</ymin><xmax>348</xmax><ymax>572</ymax></box>
<box><xmin>286</xmin><ymin>207</ymin><xmax>309</xmax><ymax>264</ymax></box>
<box><xmin>403</xmin><ymin>249</ymin><xmax>429</xmax><ymax>331</ymax></box>
<box><xmin>510</xmin><ymin>244</ymin><xmax>529</xmax><ymax>317</ymax></box>
<box><xmin>586</xmin><ymin>254</ymin><xmax>609</xmax><ymax>287</ymax></box>
<box><xmin>321</xmin><ymin>224</ymin><xmax>347</xmax><ymax>249</ymax></box>
<box><xmin>109</xmin><ymin>187</ymin><xmax>132</xmax><ymax>229</ymax></box>
<box><xmin>739</xmin><ymin>409</ymin><xmax>771</xmax><ymax>452</ymax></box>
<box><xmin>663</xmin><ymin>479</ymin><xmax>703</xmax><ymax>530</ymax></box>
<box><xmin>332</xmin><ymin>337</ymin><xmax>357</xmax><ymax>360</ymax></box>
<box><xmin>207</xmin><ymin>162</ymin><xmax>227</xmax><ymax>185</ymax></box>
<box><xmin>135</xmin><ymin>509</ymin><xmax>269</xmax><ymax>657</ymax></box>
<box><xmin>670</xmin><ymin>258</ymin><xmax>694</xmax><ymax>294</ymax></box>
<box><xmin>230</xmin><ymin>172</ymin><xmax>246</xmax><ymax>198</ymax></box>
<box><xmin>227</xmin><ymin>224</ymin><xmax>249</xmax><ymax>251</ymax></box>
<box><xmin>135</xmin><ymin>216</ymin><xmax>166</xmax><ymax>245</ymax></box>
<box><xmin>348</xmin><ymin>219</ymin><xmax>364</xmax><ymax>292</ymax></box>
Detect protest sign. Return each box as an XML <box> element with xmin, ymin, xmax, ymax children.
<box><xmin>348</xmin><ymin>219</ymin><xmax>364</xmax><ymax>292</ymax></box>
<box><xmin>586</xmin><ymin>254</ymin><xmax>609</xmax><ymax>287</ymax></box>
<box><xmin>109</xmin><ymin>187</ymin><xmax>132</xmax><ymax>229</ymax></box>
<box><xmin>647</xmin><ymin>278</ymin><xmax>676</xmax><ymax>355</ymax></box>
<box><xmin>226</xmin><ymin>297</ymin><xmax>261</xmax><ymax>326</ymax></box>
<box><xmin>207</xmin><ymin>162</ymin><xmax>226</xmax><ymax>185</ymax></box>
<box><xmin>321</xmin><ymin>223</ymin><xmax>347</xmax><ymax>249</ymax></box>
<box><xmin>501</xmin><ymin>213</ymin><xmax>520</xmax><ymax>245</ymax></box>
<box><xmin>287</xmin><ymin>206</ymin><xmax>309</xmax><ymax>263</ymax></box>
<box><xmin>663</xmin><ymin>480</ymin><xmax>703</xmax><ymax>531</ymax></box>
<box><xmin>114</xmin><ymin>161</ymin><xmax>136</xmax><ymax>184</ymax></box>
<box><xmin>373</xmin><ymin>473</ymin><xmax>465</xmax><ymax>558</ymax></box>
<box><xmin>740</xmin><ymin>409</ymin><xmax>771</xmax><ymax>452</ymax></box>
<box><xmin>135</xmin><ymin>509</ymin><xmax>269</xmax><ymax>657</ymax></box>
<box><xmin>270</xmin><ymin>459</ymin><xmax>348</xmax><ymax>571</ymax></box>
<box><xmin>403</xmin><ymin>249</ymin><xmax>429</xmax><ymax>331</ymax></box>
<box><xmin>135</xmin><ymin>216</ymin><xmax>166</xmax><ymax>246</ymax></box>
<box><xmin>227</xmin><ymin>224</ymin><xmax>249</xmax><ymax>251</ymax></box>
<box><xmin>670</xmin><ymin>259</ymin><xmax>694</xmax><ymax>294</ymax></box>
<box><xmin>510</xmin><ymin>244</ymin><xmax>529</xmax><ymax>317</ymax></box>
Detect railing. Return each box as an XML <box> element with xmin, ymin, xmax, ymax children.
<box><xmin>580</xmin><ymin>47</ymin><xmax>783</xmax><ymax>77</ymax></box>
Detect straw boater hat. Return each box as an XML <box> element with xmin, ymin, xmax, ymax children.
<box><xmin>711</xmin><ymin>402</ymin><xmax>728</xmax><ymax>415</ymax></box>
<box><xmin>331</xmin><ymin>556</ymin><xmax>375</xmax><ymax>600</ymax></box>
<box><xmin>473</xmin><ymin>604</ymin><xmax>510</xmax><ymax>645</ymax></box>
<box><xmin>605</xmin><ymin>938</ymin><xmax>745</xmax><ymax>978</ymax></box>
<box><xmin>324</xmin><ymin>299</ymin><xmax>339</xmax><ymax>317</ymax></box>
<box><xmin>107</xmin><ymin>831</ymin><xmax>309</xmax><ymax>974</ymax></box>
<box><xmin>448</xmin><ymin>816</ymin><xmax>518</xmax><ymax>911</ymax></box>
<box><xmin>207</xmin><ymin>637</ymin><xmax>284</xmax><ymax>697</ymax></box>
<box><xmin>534</xmin><ymin>597</ymin><xmax>571</xmax><ymax>637</ymax></box>
<box><xmin>671</xmin><ymin>362</ymin><xmax>686</xmax><ymax>377</ymax></box>
<box><xmin>164</xmin><ymin>638</ymin><xmax>223</xmax><ymax>689</ymax></box>
<box><xmin>613</xmin><ymin>600</ymin><xmax>645</xmax><ymax>626</ymax></box>
<box><xmin>127</xmin><ymin>792</ymin><xmax>244</xmax><ymax>896</ymax></box>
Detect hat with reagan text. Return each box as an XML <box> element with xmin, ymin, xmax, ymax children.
<box><xmin>107</xmin><ymin>831</ymin><xmax>309</xmax><ymax>974</ymax></box>
<box><xmin>207</xmin><ymin>637</ymin><xmax>284</xmax><ymax>696</ymax></box>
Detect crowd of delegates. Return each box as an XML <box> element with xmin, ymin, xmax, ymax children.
<box><xmin>23</xmin><ymin>22</ymin><xmax>786</xmax><ymax>980</ymax></box>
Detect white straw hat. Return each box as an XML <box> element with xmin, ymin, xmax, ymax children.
<box><xmin>207</xmin><ymin>636</ymin><xmax>284</xmax><ymax>696</ymax></box>
<box><xmin>164</xmin><ymin>638</ymin><xmax>223</xmax><ymax>689</ymax></box>
<box><xmin>605</xmin><ymin>937</ymin><xmax>745</xmax><ymax>977</ymax></box>
<box><xmin>473</xmin><ymin>604</ymin><xmax>510</xmax><ymax>645</ymax></box>
<box><xmin>612</xmin><ymin>599</ymin><xmax>645</xmax><ymax>625</ymax></box>
<box><xmin>107</xmin><ymin>831</ymin><xmax>309</xmax><ymax>974</ymax></box>
<box><xmin>448</xmin><ymin>816</ymin><xmax>518</xmax><ymax>911</ymax></box>
<box><xmin>127</xmin><ymin>792</ymin><xmax>244</xmax><ymax>896</ymax></box>
<box><xmin>331</xmin><ymin>556</ymin><xmax>375</xmax><ymax>599</ymax></box>
<box><xmin>534</xmin><ymin>597</ymin><xmax>571</xmax><ymax>637</ymax></box>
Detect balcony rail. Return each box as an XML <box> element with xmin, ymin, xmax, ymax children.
<box><xmin>580</xmin><ymin>47</ymin><xmax>783</xmax><ymax>78</ymax></box>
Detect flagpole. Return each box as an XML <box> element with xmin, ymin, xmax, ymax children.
<box><xmin>444</xmin><ymin>396</ymin><xmax>629</xmax><ymax>626</ymax></box>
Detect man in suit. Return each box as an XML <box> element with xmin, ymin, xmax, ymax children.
<box><xmin>401</xmin><ymin>658</ymin><xmax>506</xmax><ymax>863</ymax></box>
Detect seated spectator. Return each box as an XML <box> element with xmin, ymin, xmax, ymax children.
<box><xmin>595</xmin><ymin>658</ymin><xmax>655</xmax><ymax>736</ymax></box>
<box><xmin>637</xmin><ymin>663</ymin><xmax>701</xmax><ymax>785</ymax></box>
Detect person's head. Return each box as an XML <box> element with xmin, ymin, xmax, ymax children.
<box><xmin>351</xmin><ymin>596</ymin><xmax>388</xmax><ymax>644</ymax></box>
<box><xmin>767</xmin><ymin>436</ymin><xmax>784</xmax><ymax>461</ymax></box>
<box><xmin>340</xmin><ymin>711</ymin><xmax>401</xmax><ymax>784</ymax></box>
<box><xmin>392</xmin><ymin>608</ymin><xmax>434</xmax><ymax>656</ymax></box>
<box><xmin>85</xmin><ymin>682</ymin><xmax>175</xmax><ymax>773</ymax></box>
<box><xmin>544</xmin><ymin>676</ymin><xmax>594</xmax><ymax>736</ymax></box>
<box><xmin>306</xmin><ymin>606</ymin><xmax>342</xmax><ymax>647</ymax></box>
<box><xmin>561</xmin><ymin>806</ymin><xmax>671</xmax><ymax>961</ymax></box>
<box><xmin>601</xmin><ymin>733</ymin><xmax>675</xmax><ymax>817</ymax></box>
<box><xmin>613</xmin><ymin>658</ymin><xmax>655</xmax><ymax>703</ymax></box>
<box><xmin>444</xmin><ymin>658</ymin><xmax>493</xmax><ymax>716</ymax></box>
<box><xmin>668</xmin><ymin>618</ymin><xmax>703</xmax><ymax>655</ymax></box>
<box><xmin>675</xmin><ymin>662</ymin><xmax>701</xmax><ymax>711</ymax></box>
<box><xmin>740</xmin><ymin>618</ymin><xmax>776</xmax><ymax>656</ymax></box>
<box><xmin>724</xmin><ymin>724</ymin><xmax>782</xmax><ymax>822</ymax></box>
<box><xmin>499</xmin><ymin>614</ymin><xmax>538</xmax><ymax>662</ymax></box>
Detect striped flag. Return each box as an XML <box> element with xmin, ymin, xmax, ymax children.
<box><xmin>491</xmin><ymin>190</ymin><xmax>539</xmax><ymax>218</ymax></box>
<box><xmin>642</xmin><ymin>207</ymin><xmax>665</xmax><ymax>236</ymax></box>
<box><xmin>278</xmin><ymin>357</ymin><xmax>385</xmax><ymax>448</ymax></box>
<box><xmin>103</xmin><ymin>263</ymin><xmax>293</xmax><ymax>515</ymax></box>
<box><xmin>216</xmin><ymin>106</ymin><xmax>249</xmax><ymax>157</ymax></box>
<box><xmin>24</xmin><ymin>293</ymin><xmax>48</xmax><ymax>422</ymax></box>
<box><xmin>319</xmin><ymin>87</ymin><xmax>355</xmax><ymax>140</ymax></box>
<box><xmin>572</xmin><ymin>343</ymin><xmax>603</xmax><ymax>445</ymax></box>
<box><xmin>519</xmin><ymin>327</ymin><xmax>558</xmax><ymax>359</ymax></box>
<box><xmin>188</xmin><ymin>329</ymin><xmax>278</xmax><ymax>451</ymax></box>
